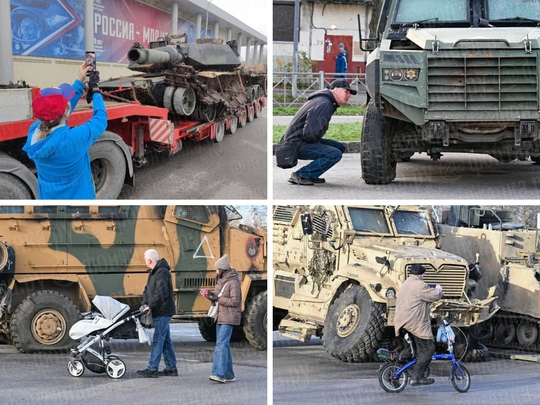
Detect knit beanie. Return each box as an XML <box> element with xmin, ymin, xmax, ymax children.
<box><xmin>215</xmin><ymin>254</ymin><xmax>231</xmax><ymax>270</ymax></box>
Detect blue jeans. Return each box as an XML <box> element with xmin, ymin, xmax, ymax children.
<box><xmin>296</xmin><ymin>139</ymin><xmax>345</xmax><ymax>179</ymax></box>
<box><xmin>148</xmin><ymin>315</ymin><xmax>177</xmax><ymax>371</ymax></box>
<box><xmin>211</xmin><ymin>324</ymin><xmax>234</xmax><ymax>379</ymax></box>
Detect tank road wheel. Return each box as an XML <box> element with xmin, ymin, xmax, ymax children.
<box><xmin>67</xmin><ymin>359</ymin><xmax>85</xmax><ymax>377</ymax></box>
<box><xmin>243</xmin><ymin>291</ymin><xmax>267</xmax><ymax>350</ymax></box>
<box><xmin>0</xmin><ymin>173</ymin><xmax>33</xmax><ymax>199</ymax></box>
<box><xmin>227</xmin><ymin>116</ymin><xmax>238</xmax><ymax>134</ymax></box>
<box><xmin>198</xmin><ymin>318</ymin><xmax>216</xmax><ymax>342</ymax></box>
<box><xmin>213</xmin><ymin>121</ymin><xmax>225</xmax><ymax>143</ymax></box>
<box><xmin>494</xmin><ymin>320</ymin><xmax>516</xmax><ymax>345</ymax></box>
<box><xmin>322</xmin><ymin>285</ymin><xmax>385</xmax><ymax>362</ymax></box>
<box><xmin>517</xmin><ymin>321</ymin><xmax>538</xmax><ymax>347</ymax></box>
<box><xmin>361</xmin><ymin>100</ymin><xmax>397</xmax><ymax>184</ymax></box>
<box><xmin>90</xmin><ymin>138</ymin><xmax>127</xmax><ymax>199</ymax></box>
<box><xmin>469</xmin><ymin>321</ymin><xmax>494</xmax><ymax>342</ymax></box>
<box><xmin>238</xmin><ymin>108</ymin><xmax>248</xmax><ymax>128</ymax></box>
<box><xmin>10</xmin><ymin>290</ymin><xmax>79</xmax><ymax>352</ymax></box>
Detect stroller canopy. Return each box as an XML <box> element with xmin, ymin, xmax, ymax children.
<box><xmin>92</xmin><ymin>296</ymin><xmax>130</xmax><ymax>322</ymax></box>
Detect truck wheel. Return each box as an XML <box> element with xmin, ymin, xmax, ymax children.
<box><xmin>213</xmin><ymin>121</ymin><xmax>225</xmax><ymax>143</ymax></box>
<box><xmin>238</xmin><ymin>109</ymin><xmax>248</xmax><ymax>128</ymax></box>
<box><xmin>247</xmin><ymin>104</ymin><xmax>255</xmax><ymax>122</ymax></box>
<box><xmin>90</xmin><ymin>140</ymin><xmax>127</xmax><ymax>199</ymax></box>
<box><xmin>227</xmin><ymin>116</ymin><xmax>238</xmax><ymax>134</ymax></box>
<box><xmin>197</xmin><ymin>318</ymin><xmax>216</xmax><ymax>342</ymax></box>
<box><xmin>10</xmin><ymin>290</ymin><xmax>79</xmax><ymax>352</ymax></box>
<box><xmin>243</xmin><ymin>291</ymin><xmax>267</xmax><ymax>350</ymax></box>
<box><xmin>254</xmin><ymin>101</ymin><xmax>263</xmax><ymax>118</ymax></box>
<box><xmin>0</xmin><ymin>172</ymin><xmax>33</xmax><ymax>199</ymax></box>
<box><xmin>322</xmin><ymin>285</ymin><xmax>385</xmax><ymax>362</ymax></box>
<box><xmin>361</xmin><ymin>101</ymin><xmax>396</xmax><ymax>184</ymax></box>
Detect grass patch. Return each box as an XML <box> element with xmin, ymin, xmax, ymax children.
<box><xmin>273</xmin><ymin>105</ymin><xmax>365</xmax><ymax>116</ymax></box>
<box><xmin>273</xmin><ymin>122</ymin><xmax>362</xmax><ymax>143</ymax></box>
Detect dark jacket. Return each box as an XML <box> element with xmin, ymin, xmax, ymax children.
<box><xmin>281</xmin><ymin>89</ymin><xmax>339</xmax><ymax>146</ymax></box>
<box><xmin>213</xmin><ymin>268</ymin><xmax>242</xmax><ymax>325</ymax></box>
<box><xmin>142</xmin><ymin>258</ymin><xmax>176</xmax><ymax>317</ymax></box>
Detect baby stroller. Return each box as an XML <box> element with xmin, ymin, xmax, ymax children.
<box><xmin>67</xmin><ymin>296</ymin><xmax>150</xmax><ymax>379</ymax></box>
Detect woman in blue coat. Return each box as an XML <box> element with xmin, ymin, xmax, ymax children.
<box><xmin>23</xmin><ymin>63</ymin><xmax>107</xmax><ymax>199</ymax></box>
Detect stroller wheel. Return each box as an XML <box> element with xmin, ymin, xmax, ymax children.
<box><xmin>106</xmin><ymin>355</ymin><xmax>126</xmax><ymax>379</ymax></box>
<box><xmin>67</xmin><ymin>359</ymin><xmax>85</xmax><ymax>377</ymax></box>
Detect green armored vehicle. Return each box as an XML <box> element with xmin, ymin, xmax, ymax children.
<box><xmin>438</xmin><ymin>206</ymin><xmax>540</xmax><ymax>352</ymax></box>
<box><xmin>0</xmin><ymin>205</ymin><xmax>267</xmax><ymax>352</ymax></box>
<box><xmin>273</xmin><ymin>205</ymin><xmax>498</xmax><ymax>362</ymax></box>
<box><xmin>361</xmin><ymin>0</ymin><xmax>540</xmax><ymax>184</ymax></box>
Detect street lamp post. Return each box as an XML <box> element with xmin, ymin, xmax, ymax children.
<box><xmin>205</xmin><ymin>0</ymin><xmax>214</xmax><ymax>39</ymax></box>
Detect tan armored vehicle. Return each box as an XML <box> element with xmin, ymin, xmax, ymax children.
<box><xmin>438</xmin><ymin>206</ymin><xmax>540</xmax><ymax>351</ymax></box>
<box><xmin>273</xmin><ymin>205</ymin><xmax>498</xmax><ymax>362</ymax></box>
<box><xmin>0</xmin><ymin>205</ymin><xmax>267</xmax><ymax>352</ymax></box>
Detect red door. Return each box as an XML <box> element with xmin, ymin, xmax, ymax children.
<box><xmin>320</xmin><ymin>35</ymin><xmax>353</xmax><ymax>81</ymax></box>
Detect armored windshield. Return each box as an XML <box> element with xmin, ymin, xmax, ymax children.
<box><xmin>488</xmin><ymin>0</ymin><xmax>540</xmax><ymax>21</ymax></box>
<box><xmin>349</xmin><ymin>208</ymin><xmax>391</xmax><ymax>234</ymax></box>
<box><xmin>393</xmin><ymin>0</ymin><xmax>468</xmax><ymax>25</ymax></box>
<box><xmin>393</xmin><ymin>210</ymin><xmax>433</xmax><ymax>236</ymax></box>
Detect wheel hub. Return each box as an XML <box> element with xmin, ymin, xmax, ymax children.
<box><xmin>32</xmin><ymin>309</ymin><xmax>65</xmax><ymax>345</ymax></box>
<box><xmin>336</xmin><ymin>304</ymin><xmax>360</xmax><ymax>338</ymax></box>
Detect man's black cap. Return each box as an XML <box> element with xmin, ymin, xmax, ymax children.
<box><xmin>409</xmin><ymin>264</ymin><xmax>427</xmax><ymax>275</ymax></box>
<box><xmin>329</xmin><ymin>79</ymin><xmax>357</xmax><ymax>95</ymax></box>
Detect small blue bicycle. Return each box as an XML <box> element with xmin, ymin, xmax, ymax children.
<box><xmin>377</xmin><ymin>320</ymin><xmax>471</xmax><ymax>393</ymax></box>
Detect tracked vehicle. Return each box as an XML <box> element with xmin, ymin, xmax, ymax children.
<box><xmin>439</xmin><ymin>206</ymin><xmax>540</xmax><ymax>352</ymax></box>
<box><xmin>273</xmin><ymin>205</ymin><xmax>498</xmax><ymax>363</ymax></box>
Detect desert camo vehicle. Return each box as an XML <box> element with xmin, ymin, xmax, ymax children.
<box><xmin>360</xmin><ymin>0</ymin><xmax>540</xmax><ymax>184</ymax></box>
<box><xmin>438</xmin><ymin>205</ymin><xmax>540</xmax><ymax>352</ymax></box>
<box><xmin>273</xmin><ymin>205</ymin><xmax>498</xmax><ymax>362</ymax></box>
<box><xmin>0</xmin><ymin>205</ymin><xmax>267</xmax><ymax>352</ymax></box>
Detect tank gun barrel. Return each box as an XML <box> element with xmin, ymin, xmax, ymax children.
<box><xmin>127</xmin><ymin>42</ymin><xmax>184</xmax><ymax>65</ymax></box>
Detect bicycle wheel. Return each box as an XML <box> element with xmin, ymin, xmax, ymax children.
<box><xmin>450</xmin><ymin>363</ymin><xmax>471</xmax><ymax>393</ymax></box>
<box><xmin>379</xmin><ymin>363</ymin><xmax>408</xmax><ymax>393</ymax></box>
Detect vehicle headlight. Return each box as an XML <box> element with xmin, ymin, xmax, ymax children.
<box><xmin>383</xmin><ymin>68</ymin><xmax>420</xmax><ymax>82</ymax></box>
<box><xmin>386</xmin><ymin>288</ymin><xmax>396</xmax><ymax>298</ymax></box>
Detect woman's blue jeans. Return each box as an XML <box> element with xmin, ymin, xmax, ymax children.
<box><xmin>148</xmin><ymin>315</ymin><xmax>177</xmax><ymax>371</ymax></box>
<box><xmin>295</xmin><ymin>139</ymin><xmax>345</xmax><ymax>179</ymax></box>
<box><xmin>211</xmin><ymin>324</ymin><xmax>234</xmax><ymax>378</ymax></box>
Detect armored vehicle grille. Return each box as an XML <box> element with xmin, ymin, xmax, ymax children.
<box><xmin>427</xmin><ymin>55</ymin><xmax>538</xmax><ymax>112</ymax></box>
<box><xmin>275</xmin><ymin>274</ymin><xmax>296</xmax><ymax>298</ymax></box>
<box><xmin>406</xmin><ymin>264</ymin><xmax>465</xmax><ymax>299</ymax></box>
<box><xmin>312</xmin><ymin>214</ymin><xmax>333</xmax><ymax>239</ymax></box>
<box><xmin>179</xmin><ymin>277</ymin><xmax>216</xmax><ymax>289</ymax></box>
<box><xmin>273</xmin><ymin>206</ymin><xmax>296</xmax><ymax>224</ymax></box>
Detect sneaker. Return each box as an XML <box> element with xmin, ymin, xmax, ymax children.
<box><xmin>209</xmin><ymin>375</ymin><xmax>226</xmax><ymax>383</ymax></box>
<box><xmin>410</xmin><ymin>377</ymin><xmax>434</xmax><ymax>386</ymax></box>
<box><xmin>310</xmin><ymin>177</ymin><xmax>326</xmax><ymax>184</ymax></box>
<box><xmin>158</xmin><ymin>368</ymin><xmax>178</xmax><ymax>376</ymax></box>
<box><xmin>137</xmin><ymin>368</ymin><xmax>158</xmax><ymax>378</ymax></box>
<box><xmin>225</xmin><ymin>377</ymin><xmax>236</xmax><ymax>382</ymax></box>
<box><xmin>288</xmin><ymin>172</ymin><xmax>314</xmax><ymax>186</ymax></box>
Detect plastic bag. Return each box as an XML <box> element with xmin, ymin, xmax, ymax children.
<box><xmin>436</xmin><ymin>323</ymin><xmax>456</xmax><ymax>343</ymax></box>
<box><xmin>140</xmin><ymin>311</ymin><xmax>154</xmax><ymax>328</ymax></box>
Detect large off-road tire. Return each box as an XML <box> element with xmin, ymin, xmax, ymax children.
<box><xmin>243</xmin><ymin>291</ymin><xmax>267</xmax><ymax>350</ymax></box>
<box><xmin>322</xmin><ymin>285</ymin><xmax>385</xmax><ymax>362</ymax></box>
<box><xmin>10</xmin><ymin>290</ymin><xmax>79</xmax><ymax>352</ymax></box>
<box><xmin>198</xmin><ymin>318</ymin><xmax>217</xmax><ymax>342</ymax></box>
<box><xmin>0</xmin><ymin>172</ymin><xmax>33</xmax><ymax>199</ymax></box>
<box><xmin>361</xmin><ymin>101</ymin><xmax>396</xmax><ymax>184</ymax></box>
<box><xmin>90</xmin><ymin>139</ymin><xmax>127</xmax><ymax>199</ymax></box>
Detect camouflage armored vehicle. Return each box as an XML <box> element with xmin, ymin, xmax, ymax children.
<box><xmin>438</xmin><ymin>205</ymin><xmax>540</xmax><ymax>351</ymax></box>
<box><xmin>0</xmin><ymin>205</ymin><xmax>267</xmax><ymax>352</ymax></box>
<box><xmin>273</xmin><ymin>205</ymin><xmax>498</xmax><ymax>362</ymax></box>
<box><xmin>360</xmin><ymin>0</ymin><xmax>540</xmax><ymax>184</ymax></box>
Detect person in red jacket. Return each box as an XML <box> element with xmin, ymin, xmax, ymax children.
<box><xmin>200</xmin><ymin>254</ymin><xmax>242</xmax><ymax>383</ymax></box>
